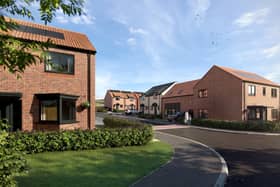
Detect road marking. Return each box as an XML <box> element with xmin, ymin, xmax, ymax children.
<box><xmin>156</xmin><ymin>131</ymin><xmax>229</xmax><ymax>187</ymax></box>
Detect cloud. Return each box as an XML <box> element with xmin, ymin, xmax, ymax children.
<box><xmin>56</xmin><ymin>8</ymin><xmax>95</xmax><ymax>25</ymax></box>
<box><xmin>233</xmin><ymin>8</ymin><xmax>269</xmax><ymax>28</ymax></box>
<box><xmin>265</xmin><ymin>72</ymin><xmax>280</xmax><ymax>83</ymax></box>
<box><xmin>129</xmin><ymin>27</ymin><xmax>149</xmax><ymax>35</ymax></box>
<box><xmin>127</xmin><ymin>37</ymin><xmax>136</xmax><ymax>46</ymax></box>
<box><xmin>262</xmin><ymin>44</ymin><xmax>280</xmax><ymax>58</ymax></box>
<box><xmin>56</xmin><ymin>16</ymin><xmax>69</xmax><ymax>23</ymax></box>
<box><xmin>112</xmin><ymin>16</ymin><xmax>128</xmax><ymax>25</ymax></box>
<box><xmin>96</xmin><ymin>73</ymin><xmax>119</xmax><ymax>99</ymax></box>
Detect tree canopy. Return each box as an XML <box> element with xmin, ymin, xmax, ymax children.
<box><xmin>0</xmin><ymin>0</ymin><xmax>85</xmax><ymax>74</ymax></box>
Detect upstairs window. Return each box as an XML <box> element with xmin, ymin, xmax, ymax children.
<box><xmin>115</xmin><ymin>97</ymin><xmax>120</xmax><ymax>101</ymax></box>
<box><xmin>45</xmin><ymin>51</ymin><xmax>74</xmax><ymax>74</ymax></box>
<box><xmin>198</xmin><ymin>89</ymin><xmax>208</xmax><ymax>98</ymax></box>
<box><xmin>248</xmin><ymin>85</ymin><xmax>256</xmax><ymax>96</ymax></box>
<box><xmin>263</xmin><ymin>87</ymin><xmax>266</xmax><ymax>96</ymax></box>
<box><xmin>272</xmin><ymin>88</ymin><xmax>278</xmax><ymax>98</ymax></box>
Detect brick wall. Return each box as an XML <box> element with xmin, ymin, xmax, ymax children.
<box><xmin>0</xmin><ymin>47</ymin><xmax>95</xmax><ymax>131</ymax></box>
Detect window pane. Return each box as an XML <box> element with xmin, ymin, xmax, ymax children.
<box><xmin>45</xmin><ymin>52</ymin><xmax>74</xmax><ymax>74</ymax></box>
<box><xmin>41</xmin><ymin>100</ymin><xmax>58</xmax><ymax>121</ymax></box>
<box><xmin>62</xmin><ymin>99</ymin><xmax>76</xmax><ymax>121</ymax></box>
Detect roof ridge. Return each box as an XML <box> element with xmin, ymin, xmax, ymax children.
<box><xmin>176</xmin><ymin>79</ymin><xmax>200</xmax><ymax>85</ymax></box>
<box><xmin>7</xmin><ymin>17</ymin><xmax>87</xmax><ymax>36</ymax></box>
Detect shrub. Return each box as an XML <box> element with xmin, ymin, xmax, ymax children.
<box><xmin>103</xmin><ymin>116</ymin><xmax>149</xmax><ymax>128</ymax></box>
<box><xmin>96</xmin><ymin>106</ymin><xmax>107</xmax><ymax>112</ymax></box>
<box><xmin>138</xmin><ymin>114</ymin><xmax>162</xmax><ymax>119</ymax></box>
<box><xmin>0</xmin><ymin>120</ymin><xmax>27</xmax><ymax>187</ymax></box>
<box><xmin>112</xmin><ymin>109</ymin><xmax>125</xmax><ymax>113</ymax></box>
<box><xmin>192</xmin><ymin>118</ymin><xmax>280</xmax><ymax>132</ymax></box>
<box><xmin>6</xmin><ymin>125</ymin><xmax>153</xmax><ymax>155</ymax></box>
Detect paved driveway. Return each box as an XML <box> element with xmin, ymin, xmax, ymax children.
<box><xmin>159</xmin><ymin>127</ymin><xmax>280</xmax><ymax>187</ymax></box>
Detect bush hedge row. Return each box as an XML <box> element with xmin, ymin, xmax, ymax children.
<box><xmin>6</xmin><ymin>126</ymin><xmax>153</xmax><ymax>154</ymax></box>
<box><xmin>0</xmin><ymin>120</ymin><xmax>27</xmax><ymax>187</ymax></box>
<box><xmin>192</xmin><ymin>118</ymin><xmax>280</xmax><ymax>132</ymax></box>
<box><xmin>103</xmin><ymin>116</ymin><xmax>149</xmax><ymax>128</ymax></box>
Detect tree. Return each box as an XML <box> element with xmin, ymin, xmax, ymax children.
<box><xmin>0</xmin><ymin>0</ymin><xmax>85</xmax><ymax>74</ymax></box>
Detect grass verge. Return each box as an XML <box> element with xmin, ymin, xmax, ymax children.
<box><xmin>16</xmin><ymin>141</ymin><xmax>172</xmax><ymax>187</ymax></box>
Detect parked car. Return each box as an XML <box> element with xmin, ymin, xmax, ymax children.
<box><xmin>167</xmin><ymin>112</ymin><xmax>184</xmax><ymax>122</ymax></box>
<box><xmin>125</xmin><ymin>109</ymin><xmax>139</xmax><ymax>115</ymax></box>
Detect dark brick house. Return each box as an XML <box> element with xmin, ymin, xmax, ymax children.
<box><xmin>0</xmin><ymin>18</ymin><xmax>96</xmax><ymax>131</ymax></box>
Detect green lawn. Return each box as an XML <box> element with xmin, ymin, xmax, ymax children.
<box><xmin>16</xmin><ymin>141</ymin><xmax>172</xmax><ymax>187</ymax></box>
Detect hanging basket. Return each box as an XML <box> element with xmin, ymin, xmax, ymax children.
<box><xmin>81</xmin><ymin>101</ymin><xmax>90</xmax><ymax>109</ymax></box>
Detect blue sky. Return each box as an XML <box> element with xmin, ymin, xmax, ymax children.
<box><xmin>13</xmin><ymin>0</ymin><xmax>280</xmax><ymax>98</ymax></box>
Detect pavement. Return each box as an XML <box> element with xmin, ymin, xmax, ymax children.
<box><xmin>132</xmin><ymin>131</ymin><xmax>227</xmax><ymax>187</ymax></box>
<box><xmin>159</xmin><ymin>127</ymin><xmax>280</xmax><ymax>187</ymax></box>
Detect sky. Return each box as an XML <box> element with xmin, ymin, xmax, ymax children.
<box><xmin>11</xmin><ymin>0</ymin><xmax>280</xmax><ymax>98</ymax></box>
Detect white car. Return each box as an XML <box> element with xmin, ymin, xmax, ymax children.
<box><xmin>125</xmin><ymin>109</ymin><xmax>139</xmax><ymax>115</ymax></box>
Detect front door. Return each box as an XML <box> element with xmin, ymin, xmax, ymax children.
<box><xmin>0</xmin><ymin>97</ymin><xmax>22</xmax><ymax>131</ymax></box>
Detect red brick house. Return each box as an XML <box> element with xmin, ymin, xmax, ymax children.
<box><xmin>0</xmin><ymin>19</ymin><xmax>96</xmax><ymax>131</ymax></box>
<box><xmin>104</xmin><ymin>90</ymin><xmax>143</xmax><ymax>111</ymax></box>
<box><xmin>162</xmin><ymin>65</ymin><xmax>280</xmax><ymax>121</ymax></box>
<box><xmin>162</xmin><ymin>80</ymin><xmax>199</xmax><ymax>117</ymax></box>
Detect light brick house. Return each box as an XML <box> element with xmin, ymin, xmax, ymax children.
<box><xmin>141</xmin><ymin>82</ymin><xmax>176</xmax><ymax>115</ymax></box>
<box><xmin>104</xmin><ymin>90</ymin><xmax>143</xmax><ymax>111</ymax></box>
<box><xmin>162</xmin><ymin>65</ymin><xmax>280</xmax><ymax>121</ymax></box>
<box><xmin>0</xmin><ymin>19</ymin><xmax>96</xmax><ymax>131</ymax></box>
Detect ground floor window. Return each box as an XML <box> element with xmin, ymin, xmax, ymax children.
<box><xmin>41</xmin><ymin>100</ymin><xmax>58</xmax><ymax>121</ymax></box>
<box><xmin>272</xmin><ymin>109</ymin><xmax>279</xmax><ymax>120</ymax></box>
<box><xmin>198</xmin><ymin>109</ymin><xmax>208</xmax><ymax>119</ymax></box>
<box><xmin>247</xmin><ymin>106</ymin><xmax>267</xmax><ymax>120</ymax></box>
<box><xmin>165</xmin><ymin>103</ymin><xmax>180</xmax><ymax>115</ymax></box>
<box><xmin>36</xmin><ymin>93</ymin><xmax>78</xmax><ymax>124</ymax></box>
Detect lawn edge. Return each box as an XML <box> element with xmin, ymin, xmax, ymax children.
<box><xmin>129</xmin><ymin>141</ymin><xmax>175</xmax><ymax>187</ymax></box>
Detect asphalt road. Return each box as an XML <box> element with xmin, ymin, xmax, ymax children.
<box><xmin>159</xmin><ymin>127</ymin><xmax>280</xmax><ymax>187</ymax></box>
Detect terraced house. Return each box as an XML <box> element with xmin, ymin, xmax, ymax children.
<box><xmin>0</xmin><ymin>19</ymin><xmax>96</xmax><ymax>131</ymax></box>
<box><xmin>162</xmin><ymin>65</ymin><xmax>280</xmax><ymax>121</ymax></box>
<box><xmin>104</xmin><ymin>90</ymin><xmax>143</xmax><ymax>111</ymax></box>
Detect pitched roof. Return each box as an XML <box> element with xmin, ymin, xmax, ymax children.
<box><xmin>108</xmin><ymin>90</ymin><xmax>142</xmax><ymax>99</ymax></box>
<box><xmin>216</xmin><ymin>66</ymin><xmax>279</xmax><ymax>87</ymax></box>
<box><xmin>145</xmin><ymin>82</ymin><xmax>175</xmax><ymax>96</ymax></box>
<box><xmin>163</xmin><ymin>79</ymin><xmax>200</xmax><ymax>98</ymax></box>
<box><xmin>1</xmin><ymin>17</ymin><xmax>96</xmax><ymax>53</ymax></box>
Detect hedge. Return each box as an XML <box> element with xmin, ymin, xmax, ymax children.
<box><xmin>192</xmin><ymin>118</ymin><xmax>280</xmax><ymax>132</ymax></box>
<box><xmin>103</xmin><ymin>116</ymin><xmax>149</xmax><ymax>128</ymax></box>
<box><xmin>6</xmin><ymin>126</ymin><xmax>153</xmax><ymax>155</ymax></box>
<box><xmin>0</xmin><ymin>120</ymin><xmax>27</xmax><ymax>187</ymax></box>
